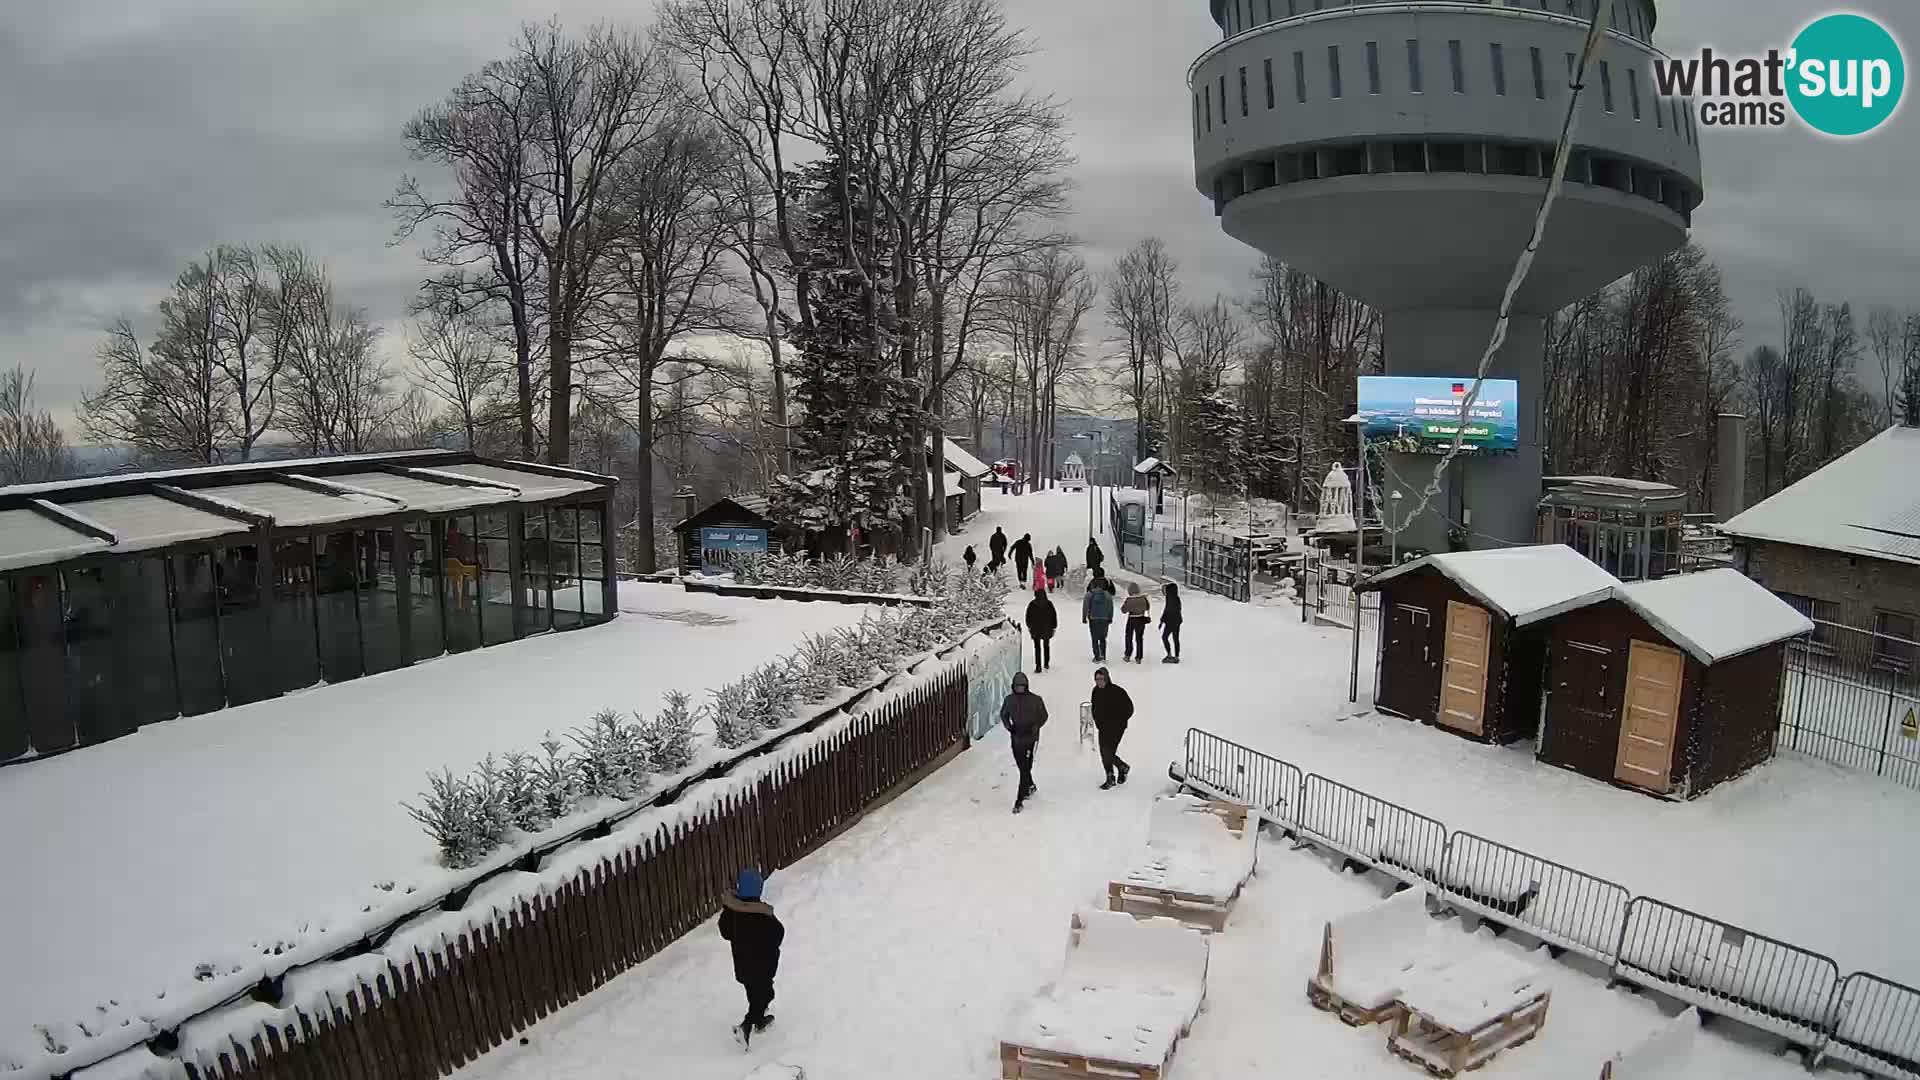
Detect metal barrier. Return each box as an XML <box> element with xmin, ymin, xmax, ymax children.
<box><xmin>1780</xmin><ymin>621</ymin><xmax>1920</xmax><ymax>791</ymax></box>
<box><xmin>1614</xmin><ymin>897</ymin><xmax>1842</xmax><ymax>1047</ymax></box>
<box><xmin>1177</xmin><ymin>728</ymin><xmax>1305</xmax><ymax>830</ymax></box>
<box><xmin>1437</xmin><ymin>832</ymin><xmax>1630</xmax><ymax>964</ymax></box>
<box><xmin>1820</xmin><ymin>972</ymin><xmax>1920</xmax><ymax>1078</ymax></box>
<box><xmin>1295</xmin><ymin>773</ymin><xmax>1448</xmax><ymax>889</ymax></box>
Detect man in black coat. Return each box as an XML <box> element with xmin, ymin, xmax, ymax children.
<box><xmin>1089</xmin><ymin>666</ymin><xmax>1133</xmax><ymax>789</ymax></box>
<box><xmin>719</xmin><ymin>868</ymin><xmax>785</xmax><ymax>1047</ymax></box>
<box><xmin>1085</xmin><ymin>537</ymin><xmax>1104</xmax><ymax>574</ymax></box>
<box><xmin>1024</xmin><ymin>588</ymin><xmax>1058</xmax><ymax>671</ymax></box>
<box><xmin>1044</xmin><ymin>547</ymin><xmax>1068</xmax><ymax>590</ymax></box>
<box><xmin>1011</xmin><ymin>533</ymin><xmax>1034</xmax><ymax>585</ymax></box>
<box><xmin>1000</xmin><ymin>671</ymin><xmax>1048</xmax><ymax>812</ymax></box>
<box><xmin>988</xmin><ymin>527</ymin><xmax>1009</xmax><ymax>572</ymax></box>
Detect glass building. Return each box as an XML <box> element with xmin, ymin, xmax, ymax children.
<box><xmin>0</xmin><ymin>452</ymin><xmax>617</xmax><ymax>764</ymax></box>
<box><xmin>1535</xmin><ymin>475</ymin><xmax>1688</xmax><ymax>582</ymax></box>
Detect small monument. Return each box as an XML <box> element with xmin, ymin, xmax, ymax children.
<box><xmin>1313</xmin><ymin>464</ymin><xmax>1356</xmax><ymax>535</ymax></box>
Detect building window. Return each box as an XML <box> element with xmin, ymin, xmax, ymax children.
<box><xmin>1627</xmin><ymin>67</ymin><xmax>1642</xmax><ymax>118</ymax></box>
<box><xmin>1876</xmin><ymin>611</ymin><xmax>1918</xmax><ymax>674</ymax></box>
<box><xmin>442</xmin><ymin>516</ymin><xmax>483</xmax><ymax>653</ymax></box>
<box><xmin>1220</xmin><ymin>74</ymin><xmax>1229</xmax><ymax>124</ymax></box>
<box><xmin>1531</xmin><ymin>46</ymin><xmax>1546</xmax><ymax>98</ymax></box>
<box><xmin>1366</xmin><ymin>41</ymin><xmax>1381</xmax><ymax>94</ymax></box>
<box><xmin>1407</xmin><ymin>39</ymin><xmax>1423</xmax><ymax>93</ymax></box>
<box><xmin>1293</xmin><ymin>50</ymin><xmax>1306</xmax><ymax>103</ymax></box>
<box><xmin>1236</xmin><ymin>0</ymin><xmax>1245</xmax><ymax>33</ymax></box>
<box><xmin>1265</xmin><ymin>57</ymin><xmax>1275</xmax><ymax>108</ymax></box>
<box><xmin>1328</xmin><ymin>44</ymin><xmax>1342</xmax><ymax>98</ymax></box>
<box><xmin>475</xmin><ymin>511</ymin><xmax>515</xmax><ymax>644</ymax></box>
<box><xmin>1204</xmin><ymin>84</ymin><xmax>1212</xmax><ymax>131</ymax></box>
<box><xmin>1449</xmin><ymin>39</ymin><xmax>1465</xmax><ymax>93</ymax></box>
<box><xmin>1600</xmin><ymin>60</ymin><xmax>1614</xmax><ymax>112</ymax></box>
<box><xmin>1240</xmin><ymin>66</ymin><xmax>1249</xmax><ymax>116</ymax></box>
<box><xmin>171</xmin><ymin>552</ymin><xmax>227</xmax><ymax>714</ymax></box>
<box><xmin>1490</xmin><ymin>43</ymin><xmax>1507</xmax><ymax>95</ymax></box>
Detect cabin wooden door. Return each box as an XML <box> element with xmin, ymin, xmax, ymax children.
<box><xmin>1382</xmin><ymin>603</ymin><xmax>1439</xmax><ymax>720</ymax></box>
<box><xmin>1615</xmin><ymin>640</ymin><xmax>1685</xmax><ymax>793</ymax></box>
<box><xmin>1438</xmin><ymin>601</ymin><xmax>1492</xmax><ymax>735</ymax></box>
<box><xmin>1542</xmin><ymin>639</ymin><xmax>1616</xmax><ymax>772</ymax></box>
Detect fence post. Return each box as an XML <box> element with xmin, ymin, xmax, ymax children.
<box><xmin>1878</xmin><ymin>680</ymin><xmax>1898</xmax><ymax>777</ymax></box>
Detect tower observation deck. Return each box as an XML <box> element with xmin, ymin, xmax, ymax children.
<box><xmin>1190</xmin><ymin>0</ymin><xmax>1702</xmax><ymax>551</ymax></box>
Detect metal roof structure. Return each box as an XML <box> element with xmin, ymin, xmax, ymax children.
<box><xmin>1720</xmin><ymin>426</ymin><xmax>1920</xmax><ymax>567</ymax></box>
<box><xmin>0</xmin><ymin>452</ymin><xmax>617</xmax><ymax>572</ymax></box>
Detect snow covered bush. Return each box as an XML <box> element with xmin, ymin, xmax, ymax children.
<box><xmin>534</xmin><ymin>734</ymin><xmax>578</xmax><ymax>821</ymax></box>
<box><xmin>856</xmin><ymin>555</ymin><xmax>900</xmax><ymax>594</ymax></box>
<box><xmin>404</xmin><ymin>769</ymin><xmax>489</xmax><ymax>869</ymax></box>
<box><xmin>641</xmin><ymin>690</ymin><xmax>697</xmax><ymax>773</ymax></box>
<box><xmin>469</xmin><ymin>755</ymin><xmax>514</xmax><ymax>849</ymax></box>
<box><xmin>908</xmin><ymin>557</ymin><xmax>953</xmax><ymax>598</ymax></box>
<box><xmin>707</xmin><ymin>680</ymin><xmax>758</xmax><ymax>748</ymax></box>
<box><xmin>729</xmin><ymin>550</ymin><xmax>901</xmax><ymax>594</ymax></box>
<box><xmin>745</xmin><ymin>664</ymin><xmax>796</xmax><ymax>731</ymax></box>
<box><xmin>571</xmin><ymin>709</ymin><xmax>647</xmax><ymax>799</ymax></box>
<box><xmin>499</xmin><ymin>750</ymin><xmax>549</xmax><ymax>832</ymax></box>
<box><xmin>815</xmin><ymin>553</ymin><xmax>857</xmax><ymax>591</ymax></box>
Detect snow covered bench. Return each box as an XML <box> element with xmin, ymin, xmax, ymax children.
<box><xmin>1598</xmin><ymin>1007</ymin><xmax>1698</xmax><ymax>1079</ymax></box>
<box><xmin>1000</xmin><ymin>910</ymin><xmax>1210</xmax><ymax>1080</ymax></box>
<box><xmin>1386</xmin><ymin>949</ymin><xmax>1551</xmax><ymax>1077</ymax></box>
<box><xmin>1108</xmin><ymin>795</ymin><xmax>1259</xmax><ymax>933</ymax></box>
<box><xmin>1307</xmin><ymin>886</ymin><xmax>1457</xmax><ymax>1026</ymax></box>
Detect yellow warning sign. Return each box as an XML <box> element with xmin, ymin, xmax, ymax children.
<box><xmin>1903</xmin><ymin>708</ymin><xmax>1918</xmax><ymax>740</ymax></box>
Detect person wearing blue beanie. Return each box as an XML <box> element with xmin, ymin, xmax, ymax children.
<box><xmin>719</xmin><ymin>866</ymin><xmax>784</xmax><ymax>1047</ymax></box>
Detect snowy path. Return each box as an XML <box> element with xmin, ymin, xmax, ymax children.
<box><xmin>0</xmin><ymin>586</ymin><xmax>865</xmax><ymax>1065</ymax></box>
<box><xmin>450</xmin><ymin>490</ymin><xmax>1862</xmax><ymax>1079</ymax></box>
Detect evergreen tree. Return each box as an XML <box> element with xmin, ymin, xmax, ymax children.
<box><xmin>771</xmin><ymin>157</ymin><xmax>916</xmax><ymax>547</ymax></box>
<box><xmin>1183</xmin><ymin>389</ymin><xmax>1250</xmax><ymax>496</ymax></box>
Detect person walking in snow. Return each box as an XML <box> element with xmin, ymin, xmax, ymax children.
<box><xmin>1120</xmin><ymin>582</ymin><xmax>1152</xmax><ymax>664</ymax></box>
<box><xmin>1045</xmin><ymin>547</ymin><xmax>1068</xmax><ymax>591</ymax></box>
<box><xmin>719</xmin><ymin>868</ymin><xmax>786</xmax><ymax>1048</ymax></box>
<box><xmin>1089</xmin><ymin>667</ymin><xmax>1133</xmax><ymax>789</ymax></box>
<box><xmin>1082</xmin><ymin>571</ymin><xmax>1115</xmax><ymax>662</ymax></box>
<box><xmin>1085</xmin><ymin>537</ymin><xmax>1104</xmax><ymax>575</ymax></box>
<box><xmin>988</xmin><ymin>527</ymin><xmax>1009</xmax><ymax>572</ymax></box>
<box><xmin>962</xmin><ymin>545</ymin><xmax>977</xmax><ymax>572</ymax></box>
<box><xmin>1160</xmin><ymin>581</ymin><xmax>1184</xmax><ymax>663</ymax></box>
<box><xmin>1025</xmin><ymin>587</ymin><xmax>1058</xmax><ymax>672</ymax></box>
<box><xmin>1011</xmin><ymin>533</ymin><xmax>1034</xmax><ymax>585</ymax></box>
<box><xmin>1033</xmin><ymin>560</ymin><xmax>1050</xmax><ymax>595</ymax></box>
<box><xmin>1000</xmin><ymin>672</ymin><xmax>1049</xmax><ymax>812</ymax></box>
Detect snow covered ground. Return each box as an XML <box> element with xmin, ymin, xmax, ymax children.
<box><xmin>440</xmin><ymin>489</ymin><xmax>1920</xmax><ymax>1079</ymax></box>
<box><xmin>0</xmin><ymin>584</ymin><xmax>867</xmax><ymax>1070</ymax></box>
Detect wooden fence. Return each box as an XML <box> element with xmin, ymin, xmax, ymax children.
<box><xmin>174</xmin><ymin>665</ymin><xmax>969</xmax><ymax>1080</ymax></box>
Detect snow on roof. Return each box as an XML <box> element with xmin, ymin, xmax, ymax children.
<box><xmin>320</xmin><ymin>471</ymin><xmax>518</xmax><ymax>516</ymax></box>
<box><xmin>1369</xmin><ymin>544</ymin><xmax>1620</xmax><ymax>625</ymax></box>
<box><xmin>417</xmin><ymin>463</ymin><xmax>605</xmax><ymax>503</ymax></box>
<box><xmin>201</xmin><ymin>481</ymin><xmax>394</xmax><ymax>528</ymax></box>
<box><xmin>1063</xmin><ymin>452</ymin><xmax>1086</xmax><ymax>467</ymax></box>
<box><xmin>935</xmin><ymin>437</ymin><xmax>992</xmax><ymax>479</ymax></box>
<box><xmin>1133</xmin><ymin>456</ymin><xmax>1173</xmax><ymax>475</ymax></box>
<box><xmin>0</xmin><ymin>507</ymin><xmax>110</xmax><ymax>571</ymax></box>
<box><xmin>63</xmin><ymin>494</ymin><xmax>251</xmax><ymax>552</ymax></box>
<box><xmin>0</xmin><ymin>449</ymin><xmax>451</xmax><ymax>500</ymax></box>
<box><xmin>1614</xmin><ymin>568</ymin><xmax>1813</xmax><ymax>664</ymax></box>
<box><xmin>1720</xmin><ymin>426</ymin><xmax>1920</xmax><ymax>566</ymax></box>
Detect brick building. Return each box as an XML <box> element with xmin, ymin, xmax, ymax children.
<box><xmin>1720</xmin><ymin>426</ymin><xmax>1920</xmax><ymax>674</ymax></box>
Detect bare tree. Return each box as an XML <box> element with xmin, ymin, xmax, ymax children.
<box><xmin>1868</xmin><ymin>306</ymin><xmax>1903</xmax><ymax>429</ymax></box>
<box><xmin>277</xmin><ymin>270</ymin><xmax>396</xmax><ymax>455</ymax></box>
<box><xmin>991</xmin><ymin>241</ymin><xmax>1094</xmax><ymax>488</ymax></box>
<box><xmin>410</xmin><ymin>299</ymin><xmax>509</xmax><ymax>450</ymax></box>
<box><xmin>1107</xmin><ymin>238</ymin><xmax>1179</xmax><ymax>463</ymax></box>
<box><xmin>81</xmin><ymin>255</ymin><xmax>234</xmax><ymax>463</ymax></box>
<box><xmin>0</xmin><ymin>367</ymin><xmax>71</xmax><ymax>485</ymax></box>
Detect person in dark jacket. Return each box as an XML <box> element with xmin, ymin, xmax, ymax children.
<box><xmin>1000</xmin><ymin>671</ymin><xmax>1048</xmax><ymax>812</ymax></box>
<box><xmin>1085</xmin><ymin>537</ymin><xmax>1104</xmax><ymax>574</ymax></box>
<box><xmin>962</xmin><ymin>545</ymin><xmax>977</xmax><ymax>571</ymax></box>
<box><xmin>1082</xmin><ymin>573</ymin><xmax>1115</xmax><ymax>662</ymax></box>
<box><xmin>1089</xmin><ymin>666</ymin><xmax>1133</xmax><ymax>789</ymax></box>
<box><xmin>1044</xmin><ymin>548</ymin><xmax>1068</xmax><ymax>590</ymax></box>
<box><xmin>1024</xmin><ymin>588</ymin><xmax>1058</xmax><ymax>671</ymax></box>
<box><xmin>988</xmin><ymin>527</ymin><xmax>1009</xmax><ymax>572</ymax></box>
<box><xmin>1160</xmin><ymin>581</ymin><xmax>1183</xmax><ymax>663</ymax></box>
<box><xmin>1011</xmin><ymin>534</ymin><xmax>1034</xmax><ymax>585</ymax></box>
<box><xmin>718</xmin><ymin>868</ymin><xmax>785</xmax><ymax>1047</ymax></box>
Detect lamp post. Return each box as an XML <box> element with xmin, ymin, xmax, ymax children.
<box><xmin>1343</xmin><ymin>414</ymin><xmax>1368</xmax><ymax>704</ymax></box>
<box><xmin>1390</xmin><ymin>490</ymin><xmax>1403</xmax><ymax>566</ymax></box>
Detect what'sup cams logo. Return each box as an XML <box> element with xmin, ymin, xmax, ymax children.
<box><xmin>1652</xmin><ymin>12</ymin><xmax>1906</xmax><ymax>137</ymax></box>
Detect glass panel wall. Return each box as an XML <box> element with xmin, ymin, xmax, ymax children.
<box><xmin>0</xmin><ymin>580</ymin><xmax>23</xmax><ymax>759</ymax></box>
<box><xmin>550</xmin><ymin>506</ymin><xmax>584</xmax><ymax>630</ymax></box>
<box><xmin>218</xmin><ymin>543</ymin><xmax>275</xmax><ymax>705</ymax></box>
<box><xmin>403</xmin><ymin>518</ymin><xmax>445</xmax><ymax>662</ymax></box>
<box><xmin>113</xmin><ymin>556</ymin><xmax>179</xmax><ymax>729</ymax></box>
<box><xmin>170</xmin><ymin>552</ymin><xmax>225</xmax><ymax>715</ymax></box>
<box><xmin>16</xmin><ymin>572</ymin><xmax>70</xmax><ymax>749</ymax></box>
<box><xmin>270</xmin><ymin>535</ymin><xmax>320</xmax><ymax>693</ymax></box>
<box><xmin>63</xmin><ymin>565</ymin><xmax>123</xmax><ymax>744</ymax></box>
<box><xmin>443</xmin><ymin>515</ymin><xmax>482</xmax><ymax>653</ymax></box>
<box><xmin>357</xmin><ymin>527</ymin><xmax>407</xmax><ymax>676</ymax></box>
<box><xmin>314</xmin><ymin>530</ymin><xmax>364</xmax><ymax>683</ymax></box>
<box><xmin>475</xmin><ymin>511</ymin><xmax>514</xmax><ymax>645</ymax></box>
<box><xmin>579</xmin><ymin>503</ymin><xmax>608</xmax><ymax>619</ymax></box>
<box><xmin>520</xmin><ymin>508</ymin><xmax>553</xmax><ymax>637</ymax></box>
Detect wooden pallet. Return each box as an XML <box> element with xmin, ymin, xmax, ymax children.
<box><xmin>1305</xmin><ymin>921</ymin><xmax>1408</xmax><ymax>1027</ymax></box>
<box><xmin>1385</xmin><ymin>991</ymin><xmax>1551</xmax><ymax>1077</ymax></box>
<box><xmin>999</xmin><ymin>1041</ymin><xmax>1169</xmax><ymax>1080</ymax></box>
<box><xmin>1107</xmin><ymin>799</ymin><xmax>1254</xmax><ymax>934</ymax></box>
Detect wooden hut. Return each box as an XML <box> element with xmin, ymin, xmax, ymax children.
<box><xmin>1364</xmin><ymin>546</ymin><xmax>1619</xmax><ymax>744</ymax></box>
<box><xmin>672</xmin><ymin>497</ymin><xmax>776</xmax><ymax>575</ymax></box>
<box><xmin>1538</xmin><ymin>568</ymin><xmax>1812</xmax><ymax>799</ymax></box>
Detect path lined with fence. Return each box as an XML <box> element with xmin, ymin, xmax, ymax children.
<box><xmin>1173</xmin><ymin>727</ymin><xmax>1920</xmax><ymax>1079</ymax></box>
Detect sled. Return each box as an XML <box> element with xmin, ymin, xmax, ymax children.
<box><xmin>1108</xmin><ymin>796</ymin><xmax>1258</xmax><ymax>933</ymax></box>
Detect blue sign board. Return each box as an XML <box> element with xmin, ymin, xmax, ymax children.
<box><xmin>1356</xmin><ymin>376</ymin><xmax>1520</xmax><ymax>455</ymax></box>
<box><xmin>700</xmin><ymin>526</ymin><xmax>769</xmax><ymax>575</ymax></box>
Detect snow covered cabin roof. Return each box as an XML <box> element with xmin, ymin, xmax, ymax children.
<box><xmin>410</xmin><ymin>462</ymin><xmax>605</xmax><ymax>503</ymax></box>
<box><xmin>1720</xmin><ymin>425</ymin><xmax>1920</xmax><ymax>567</ymax></box>
<box><xmin>935</xmin><ymin>437</ymin><xmax>993</xmax><ymax>480</ymax></box>
<box><xmin>1365</xmin><ymin>544</ymin><xmax>1621</xmax><ymax>626</ymax></box>
<box><xmin>1133</xmin><ymin>457</ymin><xmax>1175</xmax><ymax>476</ymax></box>
<box><xmin>1612</xmin><ymin>569</ymin><xmax>1814</xmax><ymax>664</ymax></box>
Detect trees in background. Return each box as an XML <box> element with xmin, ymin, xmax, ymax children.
<box><xmin>991</xmin><ymin>241</ymin><xmax>1094</xmax><ymax>492</ymax></box>
<box><xmin>0</xmin><ymin>367</ymin><xmax>70</xmax><ymax>486</ymax></box>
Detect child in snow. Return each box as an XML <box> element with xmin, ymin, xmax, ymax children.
<box><xmin>1025</xmin><ymin>587</ymin><xmax>1057</xmax><ymax>671</ymax></box>
<box><xmin>962</xmin><ymin>545</ymin><xmax>977</xmax><ymax>572</ymax></box>
<box><xmin>1120</xmin><ymin>582</ymin><xmax>1151</xmax><ymax>664</ymax></box>
<box><xmin>719</xmin><ymin>868</ymin><xmax>786</xmax><ymax>1048</ymax></box>
<box><xmin>1160</xmin><ymin>581</ymin><xmax>1183</xmax><ymax>663</ymax></box>
<box><xmin>1000</xmin><ymin>671</ymin><xmax>1049</xmax><ymax>812</ymax></box>
<box><xmin>1033</xmin><ymin>559</ymin><xmax>1050</xmax><ymax>594</ymax></box>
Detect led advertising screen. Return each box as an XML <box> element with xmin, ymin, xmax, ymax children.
<box><xmin>1356</xmin><ymin>376</ymin><xmax>1519</xmax><ymax>456</ymax></box>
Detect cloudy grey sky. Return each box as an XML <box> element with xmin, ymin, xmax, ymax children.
<box><xmin>2</xmin><ymin>0</ymin><xmax>1916</xmax><ymax>431</ymax></box>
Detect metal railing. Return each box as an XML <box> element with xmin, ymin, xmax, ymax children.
<box><xmin>1170</xmin><ymin>727</ymin><xmax>1920</xmax><ymax>1073</ymax></box>
<box><xmin>1781</xmin><ymin>620</ymin><xmax>1920</xmax><ymax>790</ymax></box>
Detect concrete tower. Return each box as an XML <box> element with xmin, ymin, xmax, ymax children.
<box><xmin>1190</xmin><ymin>0</ymin><xmax>1703</xmax><ymax>550</ymax></box>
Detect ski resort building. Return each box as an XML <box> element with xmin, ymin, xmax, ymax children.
<box><xmin>1538</xmin><ymin>569</ymin><xmax>1811</xmax><ymax>799</ymax></box>
<box><xmin>0</xmin><ymin>451</ymin><xmax>617</xmax><ymax>764</ymax></box>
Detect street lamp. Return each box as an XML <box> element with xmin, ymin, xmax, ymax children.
<box><xmin>1389</xmin><ymin>490</ymin><xmax>1404</xmax><ymax>566</ymax></box>
<box><xmin>1342</xmin><ymin>413</ymin><xmax>1368</xmax><ymax>704</ymax></box>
